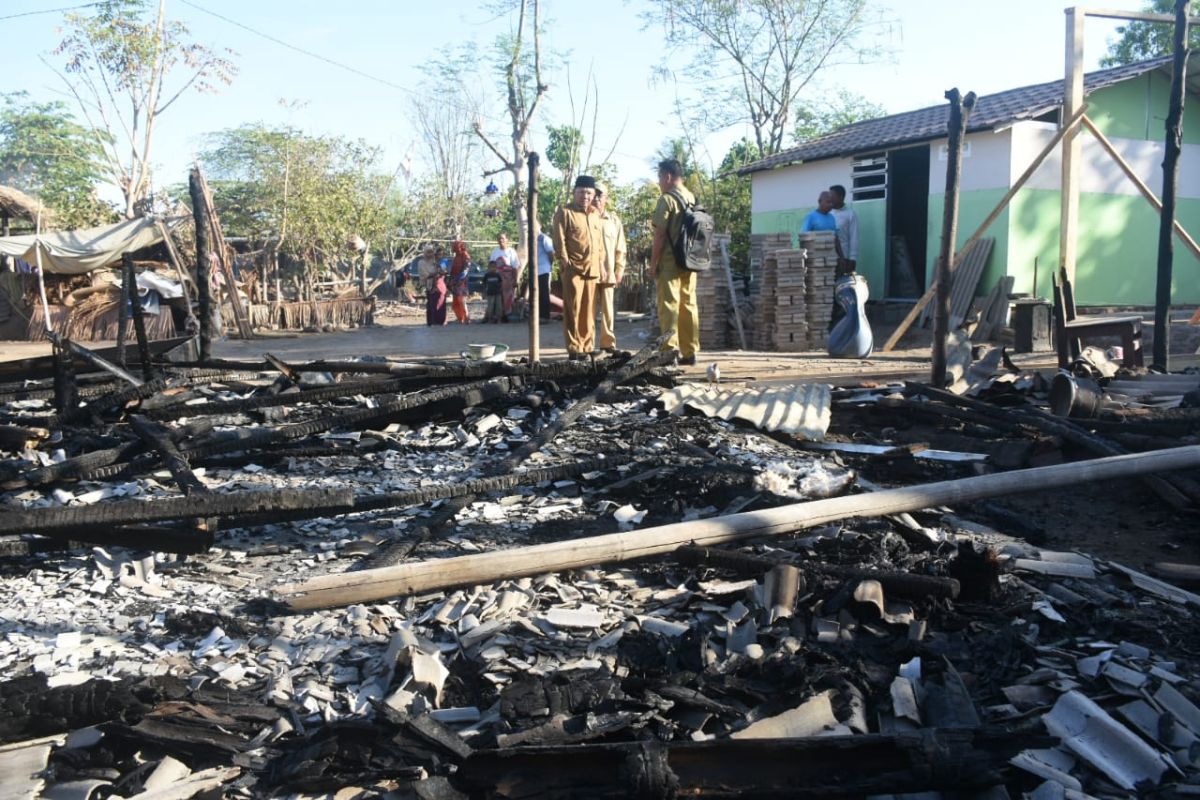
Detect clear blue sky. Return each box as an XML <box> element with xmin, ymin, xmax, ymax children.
<box><xmin>0</xmin><ymin>0</ymin><xmax>1156</xmax><ymax>199</ymax></box>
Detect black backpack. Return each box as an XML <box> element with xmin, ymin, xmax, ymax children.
<box><xmin>669</xmin><ymin>190</ymin><xmax>715</xmax><ymax>272</ymax></box>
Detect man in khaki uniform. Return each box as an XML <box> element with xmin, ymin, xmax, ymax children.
<box><xmin>650</xmin><ymin>159</ymin><xmax>699</xmax><ymax>365</ymax></box>
<box><xmin>593</xmin><ymin>182</ymin><xmax>627</xmax><ymax>353</ymax></box>
<box><xmin>552</xmin><ymin>175</ymin><xmax>605</xmax><ymax>360</ymax></box>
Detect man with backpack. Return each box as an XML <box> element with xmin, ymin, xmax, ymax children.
<box><xmin>650</xmin><ymin>159</ymin><xmax>700</xmax><ymax>366</ymax></box>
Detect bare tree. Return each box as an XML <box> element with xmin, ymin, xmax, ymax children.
<box><xmin>52</xmin><ymin>0</ymin><xmax>236</xmax><ymax>218</ymax></box>
<box><xmin>411</xmin><ymin>79</ymin><xmax>483</xmax><ymax>236</ymax></box>
<box><xmin>471</xmin><ymin>0</ymin><xmax>549</xmax><ymax>259</ymax></box>
<box><xmin>643</xmin><ymin>0</ymin><xmax>887</xmax><ymax>156</ymax></box>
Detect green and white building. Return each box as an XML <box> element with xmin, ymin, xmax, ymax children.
<box><xmin>738</xmin><ymin>57</ymin><xmax>1200</xmax><ymax>307</ymax></box>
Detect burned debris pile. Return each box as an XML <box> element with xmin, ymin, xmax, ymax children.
<box><xmin>1</xmin><ymin>346</ymin><xmax>1199</xmax><ymax>798</ymax></box>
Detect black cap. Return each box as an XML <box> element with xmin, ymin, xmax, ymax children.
<box><xmin>574</xmin><ymin>175</ymin><xmax>597</xmax><ymax>189</ymax></box>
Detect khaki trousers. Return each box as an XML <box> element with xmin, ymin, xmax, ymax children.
<box><xmin>562</xmin><ymin>269</ymin><xmax>597</xmax><ymax>354</ymax></box>
<box><xmin>597</xmin><ymin>283</ymin><xmax>616</xmax><ymax>350</ymax></box>
<box><xmin>656</xmin><ymin>260</ymin><xmax>700</xmax><ymax>357</ymax></box>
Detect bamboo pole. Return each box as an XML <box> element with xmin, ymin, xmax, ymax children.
<box><xmin>1080</xmin><ymin>115</ymin><xmax>1200</xmax><ymax>262</ymax></box>
<box><xmin>881</xmin><ymin>106</ymin><xmax>1087</xmax><ymax>352</ymax></box>
<box><xmin>931</xmin><ymin>89</ymin><xmax>976</xmax><ymax>387</ymax></box>
<box><xmin>276</xmin><ymin>445</ymin><xmax>1200</xmax><ymax>609</ymax></box>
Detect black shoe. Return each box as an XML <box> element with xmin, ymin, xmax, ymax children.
<box><xmin>602</xmin><ymin>347</ymin><xmax>617</xmax><ymax>355</ymax></box>
<box><xmin>569</xmin><ymin>352</ymin><xmax>586</xmax><ymax>361</ymax></box>
<box><xmin>679</xmin><ymin>354</ymin><xmax>697</xmax><ymax>366</ymax></box>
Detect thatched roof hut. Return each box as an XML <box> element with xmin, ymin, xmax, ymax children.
<box><xmin>0</xmin><ymin>185</ymin><xmax>56</xmax><ymax>231</ymax></box>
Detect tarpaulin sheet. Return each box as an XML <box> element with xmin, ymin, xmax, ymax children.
<box><xmin>0</xmin><ymin>217</ymin><xmax>184</xmax><ymax>276</ymax></box>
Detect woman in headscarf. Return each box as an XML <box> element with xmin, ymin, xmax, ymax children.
<box><xmin>489</xmin><ymin>232</ymin><xmax>521</xmax><ymax>322</ymax></box>
<box><xmin>449</xmin><ymin>240</ymin><xmax>471</xmax><ymax>324</ymax></box>
<box><xmin>418</xmin><ymin>245</ymin><xmax>447</xmax><ymax>326</ymax></box>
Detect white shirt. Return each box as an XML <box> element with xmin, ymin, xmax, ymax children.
<box><xmin>831</xmin><ymin>205</ymin><xmax>859</xmax><ymax>261</ymax></box>
<box><xmin>489</xmin><ymin>246</ymin><xmax>520</xmax><ymax>270</ymax></box>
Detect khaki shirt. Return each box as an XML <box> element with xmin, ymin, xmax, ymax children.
<box><xmin>652</xmin><ymin>185</ymin><xmax>695</xmax><ymax>271</ymax></box>
<box><xmin>552</xmin><ymin>201</ymin><xmax>604</xmax><ymax>280</ymax></box>
<box><xmin>598</xmin><ymin>210</ymin><xmax>627</xmax><ymax>285</ymax></box>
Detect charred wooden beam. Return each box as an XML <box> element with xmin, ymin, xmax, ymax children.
<box><xmin>674</xmin><ymin>544</ymin><xmax>961</xmax><ymax>600</ymax></box>
<box><xmin>0</xmin><ymin>487</ymin><xmax>354</xmax><ymax>536</ymax></box>
<box><xmin>11</xmin><ymin>441</ymin><xmax>146</xmax><ymax>490</ymax></box>
<box><xmin>129</xmin><ymin>415</ymin><xmax>207</xmax><ymax>497</ymax></box>
<box><xmin>48</xmin><ymin>377</ymin><xmax>169</xmax><ymax>428</ymax></box>
<box><xmin>179</xmin><ymin>377</ymin><xmax>521</xmax><ymax>460</ymax></box>
<box><xmin>32</xmin><ymin>524</ymin><xmax>213</xmax><ymax>554</ymax></box>
<box><xmin>453</xmin><ymin>728</ymin><xmax>1035</xmax><ymax>798</ymax></box>
<box><xmin>0</xmin><ymin>425</ymin><xmax>48</xmax><ymax>453</ymax></box>
<box><xmin>912</xmin><ymin>384</ymin><xmax>1200</xmax><ymax>508</ymax></box>
<box><xmin>220</xmin><ymin>455</ymin><xmax>628</xmax><ymax>533</ymax></box>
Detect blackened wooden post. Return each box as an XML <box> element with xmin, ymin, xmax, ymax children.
<box><xmin>189</xmin><ymin>168</ymin><xmax>212</xmax><ymax>361</ymax></box>
<box><xmin>116</xmin><ymin>260</ymin><xmax>130</xmax><ymax>367</ymax></box>
<box><xmin>1152</xmin><ymin>0</ymin><xmax>1190</xmax><ymax>371</ymax></box>
<box><xmin>124</xmin><ymin>254</ymin><xmax>154</xmax><ymax>381</ymax></box>
<box><xmin>931</xmin><ymin>88</ymin><xmax>977</xmax><ymax>387</ymax></box>
<box><xmin>527</xmin><ymin>152</ymin><xmax>541</xmax><ymax>363</ymax></box>
<box><xmin>52</xmin><ymin>338</ymin><xmax>78</xmax><ymax>414</ymax></box>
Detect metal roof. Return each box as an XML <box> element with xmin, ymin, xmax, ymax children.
<box><xmin>658</xmin><ymin>382</ymin><xmax>832</xmax><ymax>441</ymax></box>
<box><xmin>738</xmin><ymin>57</ymin><xmax>1184</xmax><ymax>175</ymax></box>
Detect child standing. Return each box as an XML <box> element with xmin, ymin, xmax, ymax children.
<box><xmin>483</xmin><ymin>262</ymin><xmax>504</xmax><ymax>323</ymax></box>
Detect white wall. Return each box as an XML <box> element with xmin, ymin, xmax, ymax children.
<box><xmin>1010</xmin><ymin>120</ymin><xmax>1200</xmax><ymax>199</ymax></box>
<box><xmin>925</xmin><ymin>128</ymin><xmax>1012</xmax><ymax>193</ymax></box>
<box><xmin>751</xmin><ymin>156</ymin><xmax>856</xmax><ymax>214</ymax></box>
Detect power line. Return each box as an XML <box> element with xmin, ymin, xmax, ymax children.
<box><xmin>179</xmin><ymin>0</ymin><xmax>416</xmax><ymax>94</ymax></box>
<box><xmin>174</xmin><ymin>2</ymin><xmax>656</xmax><ymax>175</ymax></box>
<box><xmin>0</xmin><ymin>3</ymin><xmax>102</xmax><ymax>21</ymax></box>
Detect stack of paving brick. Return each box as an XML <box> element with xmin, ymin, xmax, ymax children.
<box><xmin>771</xmin><ymin>249</ymin><xmax>808</xmax><ymax>351</ymax></box>
<box><xmin>749</xmin><ymin>233</ymin><xmax>791</xmax><ymax>291</ymax></box>
<box><xmin>754</xmin><ymin>251</ymin><xmax>778</xmax><ymax>350</ymax></box>
<box><xmin>801</xmin><ymin>232</ymin><xmax>838</xmax><ymax>349</ymax></box>
<box><xmin>696</xmin><ymin>241</ymin><xmax>730</xmax><ymax>350</ymax></box>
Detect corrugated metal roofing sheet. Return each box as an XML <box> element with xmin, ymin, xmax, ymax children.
<box><xmin>659</xmin><ymin>383</ymin><xmax>832</xmax><ymax>441</ymax></box>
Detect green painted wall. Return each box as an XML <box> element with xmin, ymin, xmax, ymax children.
<box><xmin>926</xmin><ymin>189</ymin><xmax>1010</xmax><ymax>298</ymax></box>
<box><xmin>751</xmin><ymin>198</ymin><xmax>887</xmax><ymax>299</ymax></box>
<box><xmin>1087</xmin><ymin>73</ymin><xmax>1200</xmax><ymax>146</ymax></box>
<box><xmin>1007</xmin><ymin>188</ymin><xmax>1200</xmax><ymax>305</ymax></box>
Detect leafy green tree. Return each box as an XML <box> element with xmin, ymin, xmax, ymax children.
<box><xmin>54</xmin><ymin>0</ymin><xmax>236</xmax><ymax>217</ymax></box>
<box><xmin>1102</xmin><ymin>0</ymin><xmax>1199</xmax><ymax>66</ymax></box>
<box><xmin>642</xmin><ymin>0</ymin><xmax>889</xmax><ymax>156</ymax></box>
<box><xmin>654</xmin><ymin>137</ymin><xmax>698</xmax><ymax>177</ymax></box>
<box><xmin>793</xmin><ymin>90</ymin><xmax>886</xmax><ymax>143</ymax></box>
<box><xmin>546</xmin><ymin>124</ymin><xmax>584</xmax><ymax>199</ymax></box>
<box><xmin>0</xmin><ymin>92</ymin><xmax>114</xmax><ymax>228</ymax></box>
<box><xmin>199</xmin><ymin>124</ymin><xmax>394</xmax><ymax>295</ymax></box>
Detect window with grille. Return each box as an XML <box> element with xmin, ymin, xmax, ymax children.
<box><xmin>851</xmin><ymin>153</ymin><xmax>887</xmax><ymax>201</ymax></box>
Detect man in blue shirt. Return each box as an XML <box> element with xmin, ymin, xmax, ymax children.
<box><xmin>800</xmin><ymin>191</ymin><xmax>839</xmax><ymax>233</ymax></box>
<box><xmin>536</xmin><ymin>230</ymin><xmax>554</xmax><ymax>321</ymax></box>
